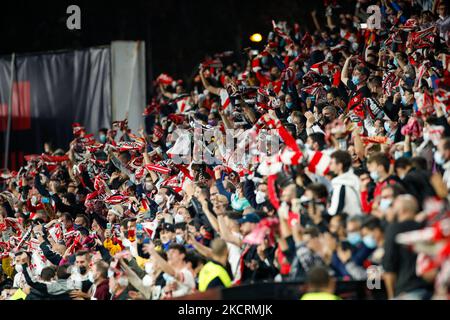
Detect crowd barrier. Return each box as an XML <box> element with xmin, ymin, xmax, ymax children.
<box><xmin>174</xmin><ymin>280</ymin><xmax>387</xmax><ymax>300</ymax></box>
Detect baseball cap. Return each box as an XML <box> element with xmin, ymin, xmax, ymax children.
<box><xmin>161</xmin><ymin>223</ymin><xmax>175</xmax><ymax>233</ymax></box>
<box><xmin>237</xmin><ymin>213</ymin><xmax>261</xmax><ymax>224</ymax></box>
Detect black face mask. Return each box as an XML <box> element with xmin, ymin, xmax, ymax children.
<box><xmin>322</xmin><ymin>116</ymin><xmax>333</xmax><ymax>125</ymax></box>
<box><xmin>79</xmin><ymin>266</ymin><xmax>87</xmax><ymax>275</ymax></box>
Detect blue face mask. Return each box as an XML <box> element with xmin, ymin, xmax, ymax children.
<box><xmin>379</xmin><ymin>198</ymin><xmax>392</xmax><ymax>211</ymax></box>
<box><xmin>363</xmin><ymin>235</ymin><xmax>377</xmax><ymax>249</ymax></box>
<box><xmin>351</xmin><ymin>75</ymin><xmax>360</xmax><ymax>86</ymax></box>
<box><xmin>394</xmin><ymin>151</ymin><xmax>403</xmax><ymax>160</ymax></box>
<box><xmin>286</xmin><ymin>101</ymin><xmax>294</xmax><ymax>109</ymax></box>
<box><xmin>393</xmin><ymin>58</ymin><xmax>399</xmax><ymax>68</ymax></box>
<box><xmin>99</xmin><ymin>134</ymin><xmax>107</xmax><ymax>144</ymax></box>
<box><xmin>434</xmin><ymin>151</ymin><xmax>445</xmax><ymax>165</ymax></box>
<box><xmin>231</xmin><ymin>194</ymin><xmax>251</xmax><ymax>211</ymax></box>
<box><xmin>347</xmin><ymin>232</ymin><xmax>362</xmax><ymax>246</ymax></box>
<box><xmin>370</xmin><ymin>171</ymin><xmax>380</xmax><ymax>182</ymax></box>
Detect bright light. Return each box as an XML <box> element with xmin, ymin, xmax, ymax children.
<box><xmin>250</xmin><ymin>33</ymin><xmax>263</xmax><ymax>42</ymax></box>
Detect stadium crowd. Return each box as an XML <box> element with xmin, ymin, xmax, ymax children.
<box><xmin>1</xmin><ymin>0</ymin><xmax>450</xmax><ymax>300</ymax></box>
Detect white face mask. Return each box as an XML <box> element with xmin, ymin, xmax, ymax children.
<box><xmin>154</xmin><ymin>194</ymin><xmax>165</xmax><ymax>205</ymax></box>
<box><xmin>118</xmin><ymin>277</ymin><xmax>129</xmax><ymax>287</ymax></box>
<box><xmin>142</xmin><ymin>274</ymin><xmax>153</xmax><ymax>287</ymax></box>
<box><xmin>174</xmin><ymin>214</ymin><xmax>185</xmax><ymax>224</ymax></box>
<box><xmin>107</xmin><ymin>269</ymin><xmax>114</xmax><ymax>278</ymax></box>
<box><xmin>88</xmin><ymin>271</ymin><xmax>95</xmax><ymax>283</ymax></box>
<box><xmin>15</xmin><ymin>264</ymin><xmax>23</xmax><ymax>273</ymax></box>
<box><xmin>255</xmin><ymin>190</ymin><xmax>266</xmax><ymax>204</ymax></box>
<box><xmin>145</xmin><ymin>182</ymin><xmax>154</xmax><ymax>191</ymax></box>
<box><xmin>175</xmin><ymin>234</ymin><xmax>184</xmax><ymax>244</ymax></box>
<box><xmin>144</xmin><ymin>262</ymin><xmax>154</xmax><ymax>274</ymax></box>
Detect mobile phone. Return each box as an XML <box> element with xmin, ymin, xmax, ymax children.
<box><xmin>106</xmin><ymin>223</ymin><xmax>112</xmax><ymax>230</ymax></box>
<box><xmin>136</xmin><ymin>223</ymin><xmax>144</xmax><ymax>240</ymax></box>
<box><xmin>41</xmin><ymin>197</ymin><xmax>49</xmax><ymax>204</ymax></box>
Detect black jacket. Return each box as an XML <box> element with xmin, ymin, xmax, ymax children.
<box><xmin>401</xmin><ymin>168</ymin><xmax>436</xmax><ymax>208</ymax></box>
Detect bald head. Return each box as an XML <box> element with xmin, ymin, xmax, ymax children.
<box><xmin>393</xmin><ymin>194</ymin><xmax>418</xmax><ymax>221</ymax></box>
<box><xmin>210</xmin><ymin>238</ymin><xmax>228</xmax><ymax>264</ymax></box>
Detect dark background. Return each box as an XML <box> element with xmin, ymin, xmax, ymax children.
<box><xmin>0</xmin><ymin>0</ymin><xmax>326</xmax><ymax>99</ymax></box>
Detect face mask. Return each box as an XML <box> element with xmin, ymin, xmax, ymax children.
<box><xmin>384</xmin><ymin>122</ymin><xmax>391</xmax><ymax>133</ymax></box>
<box><xmin>174</xmin><ymin>214</ymin><xmax>185</xmax><ymax>224</ymax></box>
<box><xmin>287</xmin><ymin>116</ymin><xmax>293</xmax><ymax>124</ymax></box>
<box><xmin>261</xmin><ymin>56</ymin><xmax>269</xmax><ymax>65</ymax></box>
<box><xmin>107</xmin><ymin>269</ymin><xmax>114</xmax><ymax>278</ymax></box>
<box><xmin>162</xmin><ymin>273</ymin><xmax>174</xmax><ymax>282</ymax></box>
<box><xmin>118</xmin><ymin>277</ymin><xmax>128</xmax><ymax>287</ymax></box>
<box><xmin>255</xmin><ymin>191</ymin><xmax>266</xmax><ymax>204</ymax></box>
<box><xmin>88</xmin><ymin>271</ymin><xmax>95</xmax><ymax>283</ymax></box>
<box><xmin>231</xmin><ymin>194</ymin><xmax>251</xmax><ymax>211</ymax></box>
<box><xmin>434</xmin><ymin>151</ymin><xmax>445</xmax><ymax>165</ymax></box>
<box><xmin>347</xmin><ymin>232</ymin><xmax>362</xmax><ymax>246</ymax></box>
<box><xmin>144</xmin><ymin>262</ymin><xmax>154</xmax><ymax>274</ymax></box>
<box><xmin>79</xmin><ymin>266</ymin><xmax>87</xmax><ymax>275</ymax></box>
<box><xmin>393</xmin><ymin>58</ymin><xmax>399</xmax><ymax>68</ymax></box>
<box><xmin>370</xmin><ymin>171</ymin><xmax>380</xmax><ymax>182</ymax></box>
<box><xmin>15</xmin><ymin>264</ymin><xmax>23</xmax><ymax>273</ymax></box>
<box><xmin>379</xmin><ymin>198</ymin><xmax>392</xmax><ymax>211</ymax></box>
<box><xmin>99</xmin><ymin>134</ymin><xmax>107</xmax><ymax>144</ymax></box>
<box><xmin>145</xmin><ymin>182</ymin><xmax>154</xmax><ymax>191</ymax></box>
<box><xmin>286</xmin><ymin>101</ymin><xmax>294</xmax><ymax>109</ymax></box>
<box><xmin>73</xmin><ymin>224</ymin><xmax>81</xmax><ymax>230</ymax></box>
<box><xmin>142</xmin><ymin>274</ymin><xmax>153</xmax><ymax>287</ymax></box>
<box><xmin>323</xmin><ymin>116</ymin><xmax>332</xmax><ymax>125</ymax></box>
<box><xmin>394</xmin><ymin>151</ymin><xmax>403</xmax><ymax>160</ymax></box>
<box><xmin>154</xmin><ymin>194</ymin><xmax>164</xmax><ymax>205</ymax></box>
<box><xmin>351</xmin><ymin>75</ymin><xmax>360</xmax><ymax>86</ymax></box>
<box><xmin>362</xmin><ymin>235</ymin><xmax>377</xmax><ymax>249</ymax></box>
<box><xmin>401</xmin><ymin>95</ymin><xmax>408</xmax><ymax>106</ymax></box>
<box><xmin>175</xmin><ymin>234</ymin><xmax>184</xmax><ymax>244</ymax></box>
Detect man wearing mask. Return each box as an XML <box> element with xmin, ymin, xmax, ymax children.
<box><xmin>383</xmin><ymin>195</ymin><xmax>433</xmax><ymax>299</ymax></box>
<box><xmin>243</xmin><ymin>176</ymin><xmax>268</xmax><ymax>210</ymax></box>
<box><xmin>328</xmin><ymin>150</ymin><xmax>361</xmax><ymax>216</ymax></box>
<box><xmin>13</xmin><ymin>251</ymin><xmax>33</xmax><ymax>293</ymax></box>
<box><xmin>364</xmin><ymin>153</ymin><xmax>401</xmax><ymax>213</ymax></box>
<box><xmin>159</xmin><ymin>223</ymin><xmax>176</xmax><ymax>252</ymax></box>
<box><xmin>69</xmin><ymin>251</ymin><xmax>93</xmax><ymax>300</ymax></box>
<box><xmin>321</xmin><ymin>106</ymin><xmax>338</xmax><ymax>126</ymax></box>
<box><xmin>341</xmin><ymin>57</ymin><xmax>371</xmax><ymax>112</ymax></box>
<box><xmin>345</xmin><ymin>216</ymin><xmax>375</xmax><ymax>267</ymax></box>
<box><xmin>360</xmin><ymin>217</ymin><xmax>385</xmax><ymax>265</ymax></box>
<box><xmin>109</xmin><ymin>271</ymin><xmax>130</xmax><ymax>300</ymax></box>
<box><xmin>394</xmin><ymin>157</ymin><xmax>436</xmax><ymax>208</ymax></box>
<box><xmin>98</xmin><ymin>128</ymin><xmax>108</xmax><ymax>144</ymax></box>
<box><xmin>90</xmin><ymin>261</ymin><xmax>111</xmax><ymax>300</ymax></box>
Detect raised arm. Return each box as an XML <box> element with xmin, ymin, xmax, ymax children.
<box><xmin>217</xmin><ymin>215</ymin><xmax>242</xmax><ymax>247</ymax></box>
<box><xmin>199</xmin><ymin>67</ymin><xmax>222</xmax><ymax>96</ymax></box>
<box><xmin>341</xmin><ymin>55</ymin><xmax>353</xmax><ymax>87</ymax></box>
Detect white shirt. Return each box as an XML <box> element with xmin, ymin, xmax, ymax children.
<box><xmin>227</xmin><ymin>232</ymin><xmax>243</xmax><ymax>280</ymax></box>
<box><xmin>170</xmin><ymin>268</ymin><xmax>196</xmax><ymax>298</ymax></box>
